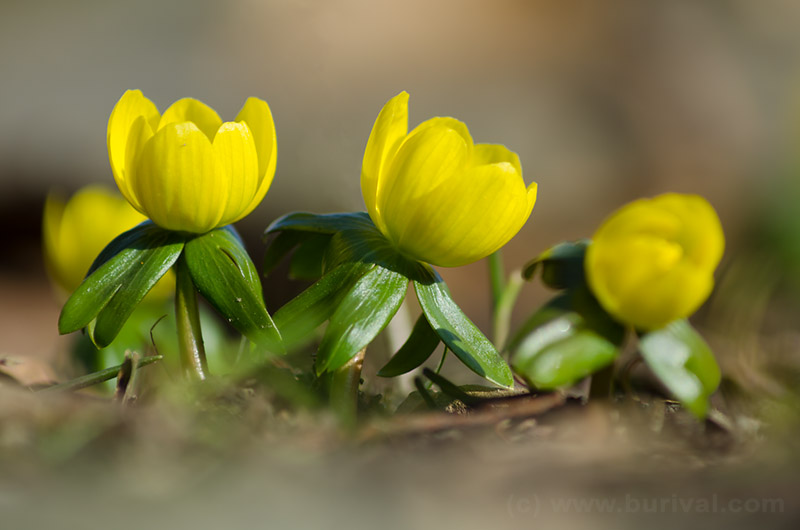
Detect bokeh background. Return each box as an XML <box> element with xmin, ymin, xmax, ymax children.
<box><xmin>2</xmin><ymin>0</ymin><xmax>800</xmax><ymax>374</ymax></box>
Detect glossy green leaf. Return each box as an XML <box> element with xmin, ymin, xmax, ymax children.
<box><xmin>512</xmin><ymin>314</ymin><xmax>619</xmax><ymax>390</ymax></box>
<box><xmin>59</xmin><ymin>223</ymin><xmax>185</xmax><ymax>347</ymax></box>
<box><xmin>639</xmin><ymin>319</ymin><xmax>720</xmax><ymax>418</ymax></box>
<box><xmin>265</xmin><ymin>211</ymin><xmax>375</xmax><ymax>236</ymax></box>
<box><xmin>414</xmin><ymin>268</ymin><xmax>513</xmax><ymax>388</ymax></box>
<box><xmin>273</xmin><ymin>260</ymin><xmax>375</xmax><ymax>349</ymax></box>
<box><xmin>377</xmin><ymin>313</ymin><xmax>441</xmax><ymax>377</ymax></box>
<box><xmin>184</xmin><ymin>227</ymin><xmax>283</xmax><ymax>353</ymax></box>
<box><xmin>523</xmin><ymin>240</ymin><xmax>590</xmax><ymax>289</ymax></box>
<box><xmin>316</xmin><ymin>265</ymin><xmax>409</xmax><ymax>374</ymax></box>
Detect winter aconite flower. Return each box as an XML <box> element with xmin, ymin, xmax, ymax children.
<box><xmin>43</xmin><ymin>185</ymin><xmax>172</xmax><ymax>298</ymax></box>
<box><xmin>361</xmin><ymin>92</ymin><xmax>537</xmax><ymax>267</ymax></box>
<box><xmin>585</xmin><ymin>193</ymin><xmax>725</xmax><ymax>330</ymax></box>
<box><xmin>107</xmin><ymin>90</ymin><xmax>277</xmax><ymax>233</ymax></box>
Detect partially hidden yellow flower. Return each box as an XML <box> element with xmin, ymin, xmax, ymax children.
<box><xmin>361</xmin><ymin>92</ymin><xmax>537</xmax><ymax>267</ymax></box>
<box><xmin>43</xmin><ymin>185</ymin><xmax>173</xmax><ymax>299</ymax></box>
<box><xmin>107</xmin><ymin>90</ymin><xmax>277</xmax><ymax>233</ymax></box>
<box><xmin>585</xmin><ymin>193</ymin><xmax>725</xmax><ymax>331</ymax></box>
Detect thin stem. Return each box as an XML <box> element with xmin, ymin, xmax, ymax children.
<box><xmin>588</xmin><ymin>363</ymin><xmax>615</xmax><ymax>400</ymax></box>
<box><xmin>329</xmin><ymin>348</ymin><xmax>365</xmax><ymax>428</ymax></box>
<box><xmin>487</xmin><ymin>250</ymin><xmax>505</xmax><ymax>312</ymax></box>
<box><xmin>492</xmin><ymin>269</ymin><xmax>524</xmax><ymax>351</ymax></box>
<box><xmin>38</xmin><ymin>355</ymin><xmax>163</xmax><ymax>393</ymax></box>
<box><xmin>425</xmin><ymin>347</ymin><xmax>448</xmax><ymax>390</ymax></box>
<box><xmin>175</xmin><ymin>253</ymin><xmax>208</xmax><ymax>381</ymax></box>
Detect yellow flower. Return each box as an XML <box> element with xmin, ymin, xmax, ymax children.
<box><xmin>43</xmin><ymin>185</ymin><xmax>173</xmax><ymax>299</ymax></box>
<box><xmin>361</xmin><ymin>92</ymin><xmax>537</xmax><ymax>267</ymax></box>
<box><xmin>107</xmin><ymin>90</ymin><xmax>277</xmax><ymax>233</ymax></box>
<box><xmin>585</xmin><ymin>193</ymin><xmax>725</xmax><ymax>330</ymax></box>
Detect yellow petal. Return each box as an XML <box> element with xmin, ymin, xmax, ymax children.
<box><xmin>588</xmin><ymin>237</ymin><xmax>714</xmax><ymax>329</ymax></box>
<box><xmin>472</xmin><ymin>144</ymin><xmax>523</xmax><ymax>176</ymax></box>
<box><xmin>235</xmin><ymin>97</ymin><xmax>277</xmax><ymax>183</ymax></box>
<box><xmin>132</xmin><ymin>122</ymin><xmax>228</xmax><ymax>233</ymax></box>
<box><xmin>107</xmin><ymin>90</ymin><xmax>159</xmax><ymax>205</ymax></box>
<box><xmin>391</xmin><ymin>159</ymin><xmax>531</xmax><ymax>267</ymax></box>
<box><xmin>121</xmin><ymin>115</ymin><xmax>156</xmax><ymax>212</ymax></box>
<box><xmin>377</xmin><ymin>120</ymin><xmax>471</xmax><ymax>252</ymax></box>
<box><xmin>158</xmin><ymin>98</ymin><xmax>223</xmax><ymax>140</ymax></box>
<box><xmin>213</xmin><ymin>121</ymin><xmax>261</xmax><ymax>225</ymax></box>
<box><xmin>361</xmin><ymin>92</ymin><xmax>409</xmax><ymax>230</ymax></box>
<box><xmin>652</xmin><ymin>193</ymin><xmax>725</xmax><ymax>270</ymax></box>
<box><xmin>585</xmin><ymin>193</ymin><xmax>725</xmax><ymax>330</ymax></box>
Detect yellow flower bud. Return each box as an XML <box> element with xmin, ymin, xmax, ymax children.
<box><xmin>361</xmin><ymin>92</ymin><xmax>537</xmax><ymax>267</ymax></box>
<box><xmin>43</xmin><ymin>186</ymin><xmax>173</xmax><ymax>299</ymax></box>
<box><xmin>585</xmin><ymin>193</ymin><xmax>725</xmax><ymax>330</ymax></box>
<box><xmin>107</xmin><ymin>90</ymin><xmax>277</xmax><ymax>233</ymax></box>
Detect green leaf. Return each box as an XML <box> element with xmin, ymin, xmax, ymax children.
<box><xmin>523</xmin><ymin>240</ymin><xmax>590</xmax><ymax>289</ymax></box>
<box><xmin>377</xmin><ymin>314</ymin><xmax>441</xmax><ymax>377</ymax></box>
<box><xmin>413</xmin><ymin>268</ymin><xmax>513</xmax><ymax>388</ymax></box>
<box><xmin>262</xmin><ymin>231</ymin><xmax>332</xmax><ymax>280</ymax></box>
<box><xmin>512</xmin><ymin>314</ymin><xmax>619</xmax><ymax>389</ymax></box>
<box><xmin>289</xmin><ymin>233</ymin><xmax>332</xmax><ymax>280</ymax></box>
<box><xmin>316</xmin><ymin>265</ymin><xmax>409</xmax><ymax>374</ymax></box>
<box><xmin>639</xmin><ymin>319</ymin><xmax>720</xmax><ymax>418</ymax></box>
<box><xmin>273</xmin><ymin>260</ymin><xmax>375</xmax><ymax>349</ymax></box>
<box><xmin>184</xmin><ymin>227</ymin><xmax>283</xmax><ymax>353</ymax></box>
<box><xmin>262</xmin><ymin>231</ymin><xmax>305</xmax><ymax>277</ymax></box>
<box><xmin>265</xmin><ymin>211</ymin><xmax>375</xmax><ymax>235</ymax></box>
<box><xmin>59</xmin><ymin>223</ymin><xmax>185</xmax><ymax>348</ymax></box>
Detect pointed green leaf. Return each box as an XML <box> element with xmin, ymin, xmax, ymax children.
<box><xmin>378</xmin><ymin>314</ymin><xmax>441</xmax><ymax>377</ymax></box>
<box><xmin>265</xmin><ymin>211</ymin><xmax>375</xmax><ymax>235</ymax></box>
<box><xmin>273</xmin><ymin>260</ymin><xmax>375</xmax><ymax>349</ymax></box>
<box><xmin>59</xmin><ymin>223</ymin><xmax>184</xmax><ymax>347</ymax></box>
<box><xmin>316</xmin><ymin>265</ymin><xmax>408</xmax><ymax>374</ymax></box>
<box><xmin>413</xmin><ymin>269</ymin><xmax>513</xmax><ymax>388</ymax></box>
<box><xmin>639</xmin><ymin>319</ymin><xmax>720</xmax><ymax>418</ymax></box>
<box><xmin>184</xmin><ymin>227</ymin><xmax>283</xmax><ymax>353</ymax></box>
<box><xmin>523</xmin><ymin>240</ymin><xmax>590</xmax><ymax>289</ymax></box>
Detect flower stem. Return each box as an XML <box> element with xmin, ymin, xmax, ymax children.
<box><xmin>175</xmin><ymin>253</ymin><xmax>208</xmax><ymax>381</ymax></box>
<box><xmin>329</xmin><ymin>348</ymin><xmax>365</xmax><ymax>428</ymax></box>
<box><xmin>487</xmin><ymin>250</ymin><xmax>505</xmax><ymax>312</ymax></box>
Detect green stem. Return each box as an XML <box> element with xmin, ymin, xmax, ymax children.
<box><xmin>589</xmin><ymin>362</ymin><xmax>615</xmax><ymax>400</ymax></box>
<box><xmin>487</xmin><ymin>250</ymin><xmax>505</xmax><ymax>312</ymax></box>
<box><xmin>329</xmin><ymin>348</ymin><xmax>365</xmax><ymax>428</ymax></box>
<box><xmin>492</xmin><ymin>269</ymin><xmax>524</xmax><ymax>351</ymax></box>
<box><xmin>425</xmin><ymin>347</ymin><xmax>448</xmax><ymax>390</ymax></box>
<box><xmin>175</xmin><ymin>253</ymin><xmax>208</xmax><ymax>381</ymax></box>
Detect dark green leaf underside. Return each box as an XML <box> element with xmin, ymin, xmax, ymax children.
<box><xmin>414</xmin><ymin>269</ymin><xmax>513</xmax><ymax>388</ymax></box>
<box><xmin>378</xmin><ymin>313</ymin><xmax>441</xmax><ymax>377</ymax></box>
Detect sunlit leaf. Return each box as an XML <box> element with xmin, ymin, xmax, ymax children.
<box><xmin>639</xmin><ymin>319</ymin><xmax>720</xmax><ymax>418</ymax></box>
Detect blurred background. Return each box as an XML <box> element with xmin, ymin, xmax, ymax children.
<box><xmin>2</xmin><ymin>0</ymin><xmax>800</xmax><ymax>370</ymax></box>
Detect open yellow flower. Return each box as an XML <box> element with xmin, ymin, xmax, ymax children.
<box><xmin>361</xmin><ymin>92</ymin><xmax>537</xmax><ymax>267</ymax></box>
<box><xmin>585</xmin><ymin>193</ymin><xmax>725</xmax><ymax>330</ymax></box>
<box><xmin>107</xmin><ymin>90</ymin><xmax>277</xmax><ymax>233</ymax></box>
<box><xmin>43</xmin><ymin>185</ymin><xmax>173</xmax><ymax>299</ymax></box>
